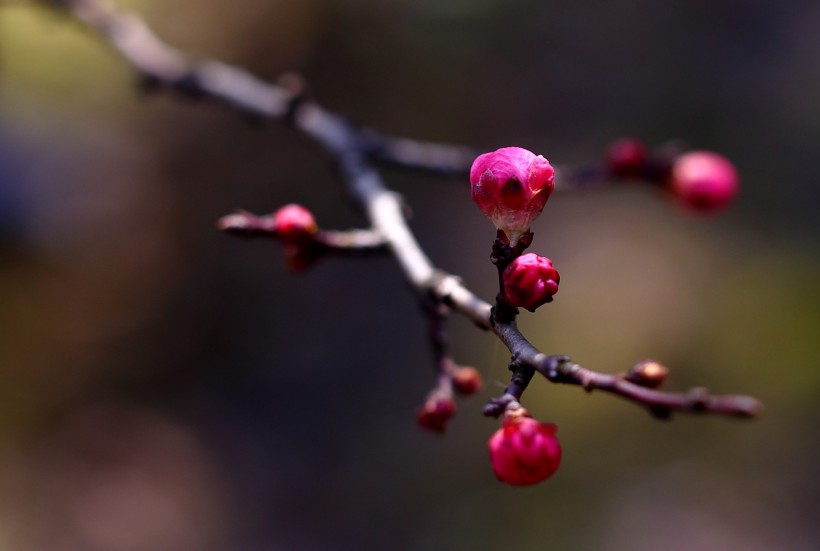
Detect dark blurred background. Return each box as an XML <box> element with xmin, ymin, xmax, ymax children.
<box><xmin>1</xmin><ymin>1</ymin><xmax>819</xmax><ymax>550</ymax></box>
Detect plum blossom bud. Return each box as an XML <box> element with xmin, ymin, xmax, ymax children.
<box><xmin>607</xmin><ymin>138</ymin><xmax>647</xmax><ymax>178</ymax></box>
<box><xmin>488</xmin><ymin>408</ymin><xmax>561</xmax><ymax>486</ymax></box>
<box><xmin>416</xmin><ymin>395</ymin><xmax>456</xmax><ymax>434</ymax></box>
<box><xmin>627</xmin><ymin>359</ymin><xmax>668</xmax><ymax>388</ymax></box>
<box><xmin>273</xmin><ymin>204</ymin><xmax>318</xmax><ymax>246</ymax></box>
<box><xmin>502</xmin><ymin>253</ymin><xmax>560</xmax><ymax>312</ymax></box>
<box><xmin>271</xmin><ymin>205</ymin><xmax>320</xmax><ymax>272</ymax></box>
<box><xmin>669</xmin><ymin>151</ymin><xmax>739</xmax><ymax>212</ymax></box>
<box><xmin>470</xmin><ymin>147</ymin><xmax>555</xmax><ymax>246</ymax></box>
<box><xmin>451</xmin><ymin>366</ymin><xmax>482</xmax><ymax>396</ymax></box>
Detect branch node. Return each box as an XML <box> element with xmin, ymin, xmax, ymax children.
<box><xmin>483</xmin><ymin>394</ymin><xmax>521</xmax><ymax>419</ymax></box>
<box><xmin>277</xmin><ymin>72</ymin><xmax>310</xmax><ymax>124</ymax></box>
<box><xmin>172</xmin><ymin>70</ymin><xmax>206</xmax><ymax>100</ymax></box>
<box><xmin>686</xmin><ymin>387</ymin><xmax>711</xmax><ymax>411</ymax></box>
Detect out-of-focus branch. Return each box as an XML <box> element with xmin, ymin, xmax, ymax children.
<box><xmin>39</xmin><ymin>0</ymin><xmax>763</xmax><ymax>420</ymax></box>
<box><xmin>360</xmin><ymin>130</ymin><xmax>478</xmax><ymax>176</ymax></box>
<box><xmin>41</xmin><ymin>0</ymin><xmax>295</xmax><ymax>117</ymax></box>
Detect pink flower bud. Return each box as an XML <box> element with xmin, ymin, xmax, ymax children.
<box><xmin>606</xmin><ymin>138</ymin><xmax>647</xmax><ymax>178</ymax></box>
<box><xmin>273</xmin><ymin>204</ymin><xmax>318</xmax><ymax>245</ymax></box>
<box><xmin>416</xmin><ymin>396</ymin><xmax>456</xmax><ymax>434</ymax></box>
<box><xmin>488</xmin><ymin>411</ymin><xmax>561</xmax><ymax>486</ymax></box>
<box><xmin>451</xmin><ymin>366</ymin><xmax>483</xmax><ymax>396</ymax></box>
<box><xmin>669</xmin><ymin>151</ymin><xmax>739</xmax><ymax>212</ymax></box>
<box><xmin>502</xmin><ymin>253</ymin><xmax>560</xmax><ymax>312</ymax></box>
<box><xmin>470</xmin><ymin>147</ymin><xmax>555</xmax><ymax>245</ymax></box>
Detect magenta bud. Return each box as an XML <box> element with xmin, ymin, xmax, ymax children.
<box><xmin>502</xmin><ymin>253</ymin><xmax>560</xmax><ymax>312</ymax></box>
<box><xmin>669</xmin><ymin>151</ymin><xmax>739</xmax><ymax>212</ymax></box>
<box><xmin>272</xmin><ymin>204</ymin><xmax>319</xmax><ymax>272</ymax></box>
<box><xmin>606</xmin><ymin>138</ymin><xmax>647</xmax><ymax>178</ymax></box>
<box><xmin>488</xmin><ymin>409</ymin><xmax>561</xmax><ymax>486</ymax></box>
<box><xmin>470</xmin><ymin>147</ymin><xmax>555</xmax><ymax>246</ymax></box>
<box><xmin>273</xmin><ymin>204</ymin><xmax>318</xmax><ymax>245</ymax></box>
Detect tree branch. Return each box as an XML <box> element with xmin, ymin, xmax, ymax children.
<box><xmin>38</xmin><ymin>0</ymin><xmax>763</xmax><ymax>420</ymax></box>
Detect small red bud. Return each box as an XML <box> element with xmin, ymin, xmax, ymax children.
<box><xmin>451</xmin><ymin>367</ymin><xmax>483</xmax><ymax>396</ymax></box>
<box><xmin>502</xmin><ymin>253</ymin><xmax>560</xmax><ymax>312</ymax></box>
<box><xmin>470</xmin><ymin>147</ymin><xmax>555</xmax><ymax>246</ymax></box>
<box><xmin>627</xmin><ymin>359</ymin><xmax>669</xmax><ymax>388</ymax></box>
<box><xmin>606</xmin><ymin>138</ymin><xmax>647</xmax><ymax>178</ymax></box>
<box><xmin>669</xmin><ymin>151</ymin><xmax>739</xmax><ymax>212</ymax></box>
<box><xmin>273</xmin><ymin>204</ymin><xmax>318</xmax><ymax>245</ymax></box>
<box><xmin>488</xmin><ymin>410</ymin><xmax>561</xmax><ymax>486</ymax></box>
<box><xmin>272</xmin><ymin>204</ymin><xmax>319</xmax><ymax>272</ymax></box>
<box><xmin>416</xmin><ymin>396</ymin><xmax>456</xmax><ymax>434</ymax></box>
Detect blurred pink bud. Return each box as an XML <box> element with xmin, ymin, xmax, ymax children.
<box><xmin>273</xmin><ymin>204</ymin><xmax>318</xmax><ymax>245</ymax></box>
<box><xmin>451</xmin><ymin>366</ymin><xmax>483</xmax><ymax>396</ymax></box>
<box><xmin>488</xmin><ymin>411</ymin><xmax>561</xmax><ymax>486</ymax></box>
<box><xmin>272</xmin><ymin>204</ymin><xmax>319</xmax><ymax>272</ymax></box>
<box><xmin>470</xmin><ymin>147</ymin><xmax>555</xmax><ymax>245</ymax></box>
<box><xmin>669</xmin><ymin>151</ymin><xmax>739</xmax><ymax>212</ymax></box>
<box><xmin>606</xmin><ymin>138</ymin><xmax>647</xmax><ymax>178</ymax></box>
<box><xmin>502</xmin><ymin>253</ymin><xmax>560</xmax><ymax>312</ymax></box>
<box><xmin>416</xmin><ymin>396</ymin><xmax>456</xmax><ymax>434</ymax></box>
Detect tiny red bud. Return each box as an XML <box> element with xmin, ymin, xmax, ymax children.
<box><xmin>488</xmin><ymin>411</ymin><xmax>561</xmax><ymax>486</ymax></box>
<box><xmin>502</xmin><ymin>253</ymin><xmax>560</xmax><ymax>312</ymax></box>
<box><xmin>273</xmin><ymin>204</ymin><xmax>318</xmax><ymax>246</ymax></box>
<box><xmin>452</xmin><ymin>367</ymin><xmax>483</xmax><ymax>396</ymax></box>
<box><xmin>669</xmin><ymin>151</ymin><xmax>739</xmax><ymax>212</ymax></box>
<box><xmin>470</xmin><ymin>147</ymin><xmax>555</xmax><ymax>246</ymax></box>
<box><xmin>606</xmin><ymin>138</ymin><xmax>647</xmax><ymax>178</ymax></box>
<box><xmin>416</xmin><ymin>396</ymin><xmax>456</xmax><ymax>434</ymax></box>
<box><xmin>272</xmin><ymin>204</ymin><xmax>319</xmax><ymax>272</ymax></box>
<box><xmin>627</xmin><ymin>359</ymin><xmax>669</xmax><ymax>388</ymax></box>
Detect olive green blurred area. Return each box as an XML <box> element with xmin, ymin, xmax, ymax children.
<box><xmin>1</xmin><ymin>1</ymin><xmax>819</xmax><ymax>550</ymax></box>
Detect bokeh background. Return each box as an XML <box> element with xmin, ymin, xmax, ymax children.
<box><xmin>1</xmin><ymin>1</ymin><xmax>819</xmax><ymax>550</ymax></box>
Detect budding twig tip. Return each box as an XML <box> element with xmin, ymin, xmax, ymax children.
<box><xmin>217</xmin><ymin>212</ymin><xmax>251</xmax><ymax>232</ymax></box>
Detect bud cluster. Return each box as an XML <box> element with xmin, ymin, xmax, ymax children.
<box><xmin>470</xmin><ymin>147</ymin><xmax>563</xmax><ymax>314</ymax></box>
<box><xmin>605</xmin><ymin>138</ymin><xmax>740</xmax><ymax>212</ymax></box>
<box><xmin>416</xmin><ymin>365</ymin><xmax>483</xmax><ymax>434</ymax></box>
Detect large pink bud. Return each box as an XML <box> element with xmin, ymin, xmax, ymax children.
<box><xmin>502</xmin><ymin>253</ymin><xmax>560</xmax><ymax>312</ymax></box>
<box><xmin>488</xmin><ymin>411</ymin><xmax>561</xmax><ymax>486</ymax></box>
<box><xmin>470</xmin><ymin>147</ymin><xmax>555</xmax><ymax>245</ymax></box>
<box><xmin>669</xmin><ymin>151</ymin><xmax>739</xmax><ymax>212</ymax></box>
